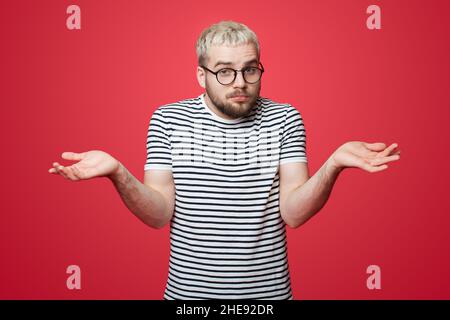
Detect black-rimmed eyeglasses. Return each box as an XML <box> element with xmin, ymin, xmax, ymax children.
<box><xmin>200</xmin><ymin>63</ymin><xmax>265</xmax><ymax>85</ymax></box>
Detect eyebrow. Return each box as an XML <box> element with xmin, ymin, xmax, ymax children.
<box><xmin>213</xmin><ymin>59</ymin><xmax>259</xmax><ymax>68</ymax></box>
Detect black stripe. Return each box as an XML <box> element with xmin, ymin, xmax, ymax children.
<box><xmin>168</xmin><ymin>268</ymin><xmax>288</xmax><ymax>285</ymax></box>
<box><xmin>170</xmin><ymin>225</ymin><xmax>285</xmax><ymax>244</ymax></box>
<box><xmin>170</xmin><ymin>222</ymin><xmax>285</xmax><ymax>237</ymax></box>
<box><xmin>169</xmin><ymin>253</ymin><xmax>288</xmax><ymax>270</ymax></box>
<box><xmin>170</xmin><ymin>233</ymin><xmax>286</xmax><ymax>251</ymax></box>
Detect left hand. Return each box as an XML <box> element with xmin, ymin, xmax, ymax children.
<box><xmin>328</xmin><ymin>141</ymin><xmax>401</xmax><ymax>173</ymax></box>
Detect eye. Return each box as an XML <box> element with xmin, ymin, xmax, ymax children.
<box><xmin>218</xmin><ymin>69</ymin><xmax>234</xmax><ymax>76</ymax></box>
<box><xmin>244</xmin><ymin>67</ymin><xmax>258</xmax><ymax>75</ymax></box>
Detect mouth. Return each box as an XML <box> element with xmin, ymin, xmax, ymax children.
<box><xmin>229</xmin><ymin>95</ymin><xmax>249</xmax><ymax>102</ymax></box>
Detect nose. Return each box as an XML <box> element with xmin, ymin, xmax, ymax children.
<box><xmin>233</xmin><ymin>70</ymin><xmax>247</xmax><ymax>88</ymax></box>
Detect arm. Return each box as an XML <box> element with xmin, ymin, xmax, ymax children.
<box><xmin>279</xmin><ymin>159</ymin><xmax>342</xmax><ymax>228</ymax></box>
<box><xmin>279</xmin><ymin>141</ymin><xmax>401</xmax><ymax>228</ymax></box>
<box><xmin>108</xmin><ymin>163</ymin><xmax>175</xmax><ymax>229</ymax></box>
<box><xmin>49</xmin><ymin>150</ymin><xmax>175</xmax><ymax>229</ymax></box>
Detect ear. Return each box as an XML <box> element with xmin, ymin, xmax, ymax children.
<box><xmin>197</xmin><ymin>66</ymin><xmax>206</xmax><ymax>88</ymax></box>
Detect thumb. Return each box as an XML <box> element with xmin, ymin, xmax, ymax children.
<box><xmin>364</xmin><ymin>142</ymin><xmax>387</xmax><ymax>151</ymax></box>
<box><xmin>61</xmin><ymin>152</ymin><xmax>85</xmax><ymax>161</ymax></box>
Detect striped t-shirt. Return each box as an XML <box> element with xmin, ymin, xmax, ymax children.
<box><xmin>145</xmin><ymin>93</ymin><xmax>307</xmax><ymax>300</ymax></box>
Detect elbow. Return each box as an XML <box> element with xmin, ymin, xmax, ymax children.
<box><xmin>284</xmin><ymin>217</ymin><xmax>303</xmax><ymax>229</ymax></box>
<box><xmin>282</xmin><ymin>207</ymin><xmax>317</xmax><ymax>229</ymax></box>
<box><xmin>286</xmin><ymin>223</ymin><xmax>301</xmax><ymax>229</ymax></box>
<box><xmin>142</xmin><ymin>215</ymin><xmax>171</xmax><ymax>230</ymax></box>
<box><xmin>283</xmin><ymin>214</ymin><xmax>311</xmax><ymax>229</ymax></box>
<box><xmin>148</xmin><ymin>219</ymin><xmax>170</xmax><ymax>230</ymax></box>
<box><xmin>141</xmin><ymin>207</ymin><xmax>173</xmax><ymax>230</ymax></box>
<box><xmin>282</xmin><ymin>209</ymin><xmax>303</xmax><ymax>229</ymax></box>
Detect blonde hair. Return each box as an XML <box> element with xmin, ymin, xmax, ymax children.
<box><xmin>195</xmin><ymin>20</ymin><xmax>260</xmax><ymax>65</ymax></box>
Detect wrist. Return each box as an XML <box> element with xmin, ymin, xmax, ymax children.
<box><xmin>326</xmin><ymin>154</ymin><xmax>344</xmax><ymax>175</ymax></box>
<box><xmin>107</xmin><ymin>160</ymin><xmax>125</xmax><ymax>182</ymax></box>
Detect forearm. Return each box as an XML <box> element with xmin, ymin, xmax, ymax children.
<box><xmin>283</xmin><ymin>156</ymin><xmax>343</xmax><ymax>228</ymax></box>
<box><xmin>107</xmin><ymin>162</ymin><xmax>171</xmax><ymax>229</ymax></box>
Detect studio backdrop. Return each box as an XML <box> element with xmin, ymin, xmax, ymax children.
<box><xmin>0</xmin><ymin>0</ymin><xmax>449</xmax><ymax>299</ymax></box>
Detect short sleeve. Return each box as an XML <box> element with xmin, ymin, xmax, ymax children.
<box><xmin>144</xmin><ymin>108</ymin><xmax>172</xmax><ymax>171</ymax></box>
<box><xmin>279</xmin><ymin>105</ymin><xmax>307</xmax><ymax>164</ymax></box>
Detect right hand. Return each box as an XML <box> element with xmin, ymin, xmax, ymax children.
<box><xmin>48</xmin><ymin>150</ymin><xmax>120</xmax><ymax>181</ymax></box>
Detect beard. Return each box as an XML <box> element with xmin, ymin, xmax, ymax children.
<box><xmin>205</xmin><ymin>85</ymin><xmax>260</xmax><ymax>119</ymax></box>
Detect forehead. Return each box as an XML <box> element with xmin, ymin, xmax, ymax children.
<box><xmin>206</xmin><ymin>43</ymin><xmax>258</xmax><ymax>67</ymax></box>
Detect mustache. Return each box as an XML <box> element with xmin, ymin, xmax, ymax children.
<box><xmin>228</xmin><ymin>92</ymin><xmax>251</xmax><ymax>98</ymax></box>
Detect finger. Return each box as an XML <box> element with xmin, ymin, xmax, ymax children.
<box><xmin>53</xmin><ymin>163</ymin><xmax>68</xmax><ymax>178</ymax></box>
<box><xmin>49</xmin><ymin>168</ymin><xmax>57</xmax><ymax>174</ymax></box>
<box><xmin>392</xmin><ymin>147</ymin><xmax>402</xmax><ymax>156</ymax></box>
<box><xmin>369</xmin><ymin>164</ymin><xmax>389</xmax><ymax>173</ymax></box>
<box><xmin>55</xmin><ymin>164</ymin><xmax>69</xmax><ymax>179</ymax></box>
<box><xmin>364</xmin><ymin>142</ymin><xmax>387</xmax><ymax>152</ymax></box>
<box><xmin>59</xmin><ymin>167</ymin><xmax>69</xmax><ymax>179</ymax></box>
<box><xmin>61</xmin><ymin>152</ymin><xmax>85</xmax><ymax>161</ymax></box>
<box><xmin>368</xmin><ymin>154</ymin><xmax>400</xmax><ymax>166</ymax></box>
<box><xmin>62</xmin><ymin>166</ymin><xmax>80</xmax><ymax>181</ymax></box>
<box><xmin>379</xmin><ymin>143</ymin><xmax>399</xmax><ymax>157</ymax></box>
<box><xmin>71</xmin><ymin>165</ymin><xmax>85</xmax><ymax>180</ymax></box>
<box><xmin>361</xmin><ymin>160</ymin><xmax>389</xmax><ymax>173</ymax></box>
<box><xmin>53</xmin><ymin>162</ymin><xmax>63</xmax><ymax>174</ymax></box>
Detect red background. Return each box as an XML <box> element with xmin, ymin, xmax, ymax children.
<box><xmin>1</xmin><ymin>0</ymin><xmax>449</xmax><ymax>299</ymax></box>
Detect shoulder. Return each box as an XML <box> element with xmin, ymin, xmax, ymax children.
<box><xmin>257</xmin><ymin>96</ymin><xmax>303</xmax><ymax>119</ymax></box>
<box><xmin>150</xmin><ymin>95</ymin><xmax>203</xmax><ymax>122</ymax></box>
<box><xmin>158</xmin><ymin>96</ymin><xmax>202</xmax><ymax>112</ymax></box>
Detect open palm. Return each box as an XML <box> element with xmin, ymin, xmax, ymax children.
<box><xmin>330</xmin><ymin>141</ymin><xmax>401</xmax><ymax>173</ymax></box>
<box><xmin>48</xmin><ymin>150</ymin><xmax>119</xmax><ymax>181</ymax></box>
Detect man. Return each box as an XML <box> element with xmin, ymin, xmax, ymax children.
<box><xmin>49</xmin><ymin>21</ymin><xmax>401</xmax><ymax>299</ymax></box>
